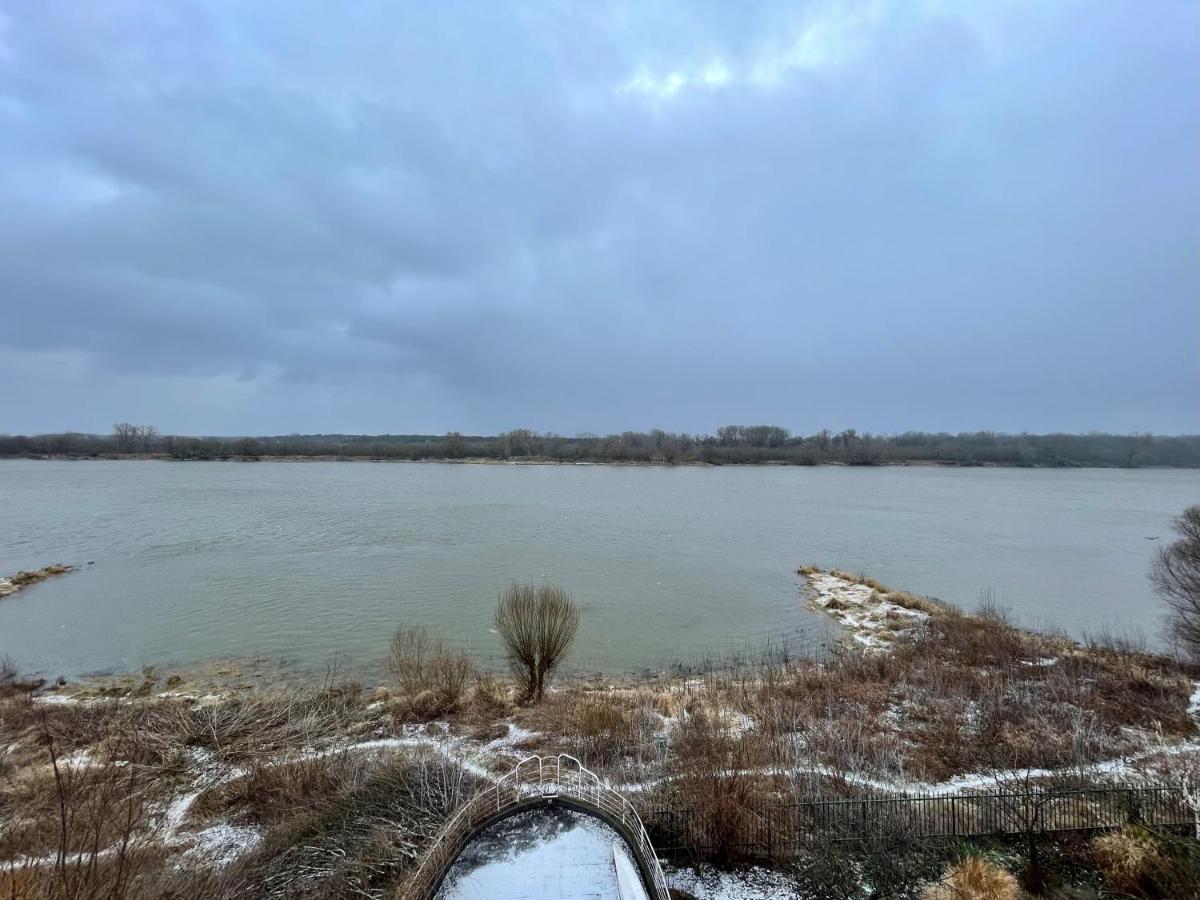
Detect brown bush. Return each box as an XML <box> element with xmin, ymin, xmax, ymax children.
<box><xmin>190</xmin><ymin>755</ymin><xmax>357</xmax><ymax>827</ymax></box>
<box><xmin>0</xmin><ymin>719</ymin><xmax>159</xmax><ymax>898</ymax></box>
<box><xmin>662</xmin><ymin>709</ymin><xmax>773</xmax><ymax>864</ymax></box>
<box><xmin>921</xmin><ymin>856</ymin><xmax>1024</xmax><ymax>900</ymax></box>
<box><xmin>388</xmin><ymin>626</ymin><xmax>473</xmax><ymax>711</ymax></box>
<box><xmin>1092</xmin><ymin>828</ymin><xmax>1159</xmax><ymax>894</ymax></box>
<box><xmin>565</xmin><ymin>694</ymin><xmax>657</xmax><ymax>766</ymax></box>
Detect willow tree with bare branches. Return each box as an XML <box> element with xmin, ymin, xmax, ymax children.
<box><xmin>1151</xmin><ymin>504</ymin><xmax>1200</xmax><ymax>659</ymax></box>
<box><xmin>495</xmin><ymin>582</ymin><xmax>580</xmax><ymax>703</ymax></box>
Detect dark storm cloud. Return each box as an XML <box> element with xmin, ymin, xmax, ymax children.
<box><xmin>1</xmin><ymin>1</ymin><xmax>1197</xmax><ymax>435</ymax></box>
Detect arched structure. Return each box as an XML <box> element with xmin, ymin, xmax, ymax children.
<box><xmin>404</xmin><ymin>754</ymin><xmax>670</xmax><ymax>900</ymax></box>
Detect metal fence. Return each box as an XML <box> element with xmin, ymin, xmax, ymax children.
<box><xmin>645</xmin><ymin>786</ymin><xmax>1195</xmax><ymax>861</ymax></box>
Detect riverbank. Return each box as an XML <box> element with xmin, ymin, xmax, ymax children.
<box><xmin>5</xmin><ymin>452</ymin><xmax>1198</xmax><ymax>469</ymax></box>
<box><xmin>3</xmin><ymin>570</ymin><xmax>1198</xmax><ymax>897</ymax></box>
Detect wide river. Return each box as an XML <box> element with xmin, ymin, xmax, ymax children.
<box><xmin>0</xmin><ymin>460</ymin><xmax>1195</xmax><ymax>679</ymax></box>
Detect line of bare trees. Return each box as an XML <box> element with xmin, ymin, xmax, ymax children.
<box><xmin>3</xmin><ymin>427</ymin><xmax>1199</xmax><ymax>467</ymax></box>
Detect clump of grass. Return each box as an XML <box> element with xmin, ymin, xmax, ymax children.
<box><xmin>191</xmin><ymin>754</ymin><xmax>358</xmax><ymax>827</ymax></box>
<box><xmin>657</xmin><ymin>708</ymin><xmax>775</xmax><ymax>864</ymax></box>
<box><xmin>921</xmin><ymin>855</ymin><xmax>1024</xmax><ymax>899</ymax></box>
<box><xmin>567</xmin><ymin>694</ymin><xmax>653</xmax><ymax>765</ymax></box>
<box><xmin>387</xmin><ymin>625</ymin><xmax>473</xmax><ymax>717</ymax></box>
<box><xmin>232</xmin><ymin>753</ymin><xmax>479</xmax><ymax>898</ymax></box>
<box><xmin>889</xmin><ymin>590</ymin><xmax>952</xmax><ymax>617</ymax></box>
<box><xmin>1092</xmin><ymin>827</ymin><xmax>1158</xmax><ymax>894</ymax></box>
<box><xmin>829</xmin><ymin>569</ymin><xmax>890</xmax><ymax>593</ymax></box>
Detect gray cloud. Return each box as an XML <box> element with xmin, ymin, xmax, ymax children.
<box><xmin>1</xmin><ymin>0</ymin><xmax>1197</xmax><ymax>435</ymax></box>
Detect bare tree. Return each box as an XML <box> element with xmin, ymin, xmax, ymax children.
<box><xmin>136</xmin><ymin>424</ymin><xmax>159</xmax><ymax>453</ymax></box>
<box><xmin>494</xmin><ymin>582</ymin><xmax>580</xmax><ymax>703</ymax></box>
<box><xmin>1151</xmin><ymin>505</ymin><xmax>1200</xmax><ymax>658</ymax></box>
<box><xmin>444</xmin><ymin>431</ymin><xmax>466</xmax><ymax>459</ymax></box>
<box><xmin>112</xmin><ymin>422</ymin><xmax>139</xmax><ymax>452</ymax></box>
<box><xmin>112</xmin><ymin>423</ymin><xmax>158</xmax><ymax>453</ymax></box>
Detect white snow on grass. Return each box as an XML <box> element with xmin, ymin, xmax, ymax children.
<box><xmin>612</xmin><ymin>737</ymin><xmax>1200</xmax><ymax>797</ymax></box>
<box><xmin>666</xmin><ymin>864</ymin><xmax>804</xmax><ymax>899</ymax></box>
<box><xmin>180</xmin><ymin>824</ymin><xmax>264</xmax><ymax>868</ymax></box>
<box><xmin>804</xmin><ymin>571</ymin><xmax>928</xmax><ymax>650</ymax></box>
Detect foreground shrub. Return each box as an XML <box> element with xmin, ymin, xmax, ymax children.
<box><xmin>1092</xmin><ymin>827</ymin><xmax>1158</xmax><ymax>893</ymax></box>
<box><xmin>660</xmin><ymin>709</ymin><xmax>770</xmax><ymax>864</ymax></box>
<box><xmin>495</xmin><ymin>582</ymin><xmax>580</xmax><ymax>703</ymax></box>
<box><xmin>1091</xmin><ymin>827</ymin><xmax>1200</xmax><ymax>899</ymax></box>
<box><xmin>232</xmin><ymin>753</ymin><xmax>477</xmax><ymax>898</ymax></box>
<box><xmin>922</xmin><ymin>856</ymin><xmax>1024</xmax><ymax>900</ymax></box>
<box><xmin>387</xmin><ymin>625</ymin><xmax>472</xmax><ymax>713</ymax></box>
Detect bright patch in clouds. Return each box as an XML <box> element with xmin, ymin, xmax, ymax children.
<box><xmin>620</xmin><ymin>58</ymin><xmax>732</xmax><ymax>100</ymax></box>
<box><xmin>619</xmin><ymin>1</ymin><xmax>888</xmax><ymax>101</ymax></box>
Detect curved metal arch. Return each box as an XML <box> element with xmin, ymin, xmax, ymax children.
<box><xmin>404</xmin><ymin>753</ymin><xmax>670</xmax><ymax>900</ymax></box>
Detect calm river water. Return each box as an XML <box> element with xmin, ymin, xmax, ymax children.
<box><xmin>0</xmin><ymin>460</ymin><xmax>1195</xmax><ymax>678</ymax></box>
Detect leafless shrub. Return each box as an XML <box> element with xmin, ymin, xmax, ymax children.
<box><xmin>388</xmin><ymin>626</ymin><xmax>437</xmax><ymax>694</ymax></box>
<box><xmin>1085</xmin><ymin>624</ymin><xmax>1150</xmax><ymax>656</ymax></box>
<box><xmin>495</xmin><ymin>582</ymin><xmax>580</xmax><ymax>703</ymax></box>
<box><xmin>0</xmin><ymin>715</ymin><xmax>158</xmax><ymax>899</ymax></box>
<box><xmin>661</xmin><ymin>709</ymin><xmax>773</xmax><ymax>864</ymax></box>
<box><xmin>802</xmin><ymin>705</ymin><xmax>908</xmax><ymax>780</ymax></box>
<box><xmin>387</xmin><ymin>625</ymin><xmax>473</xmax><ymax>713</ymax></box>
<box><xmin>1151</xmin><ymin>504</ymin><xmax>1200</xmax><ymax>659</ymax></box>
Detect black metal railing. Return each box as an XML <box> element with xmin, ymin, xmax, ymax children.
<box><xmin>643</xmin><ymin>785</ymin><xmax>1194</xmax><ymax>861</ymax></box>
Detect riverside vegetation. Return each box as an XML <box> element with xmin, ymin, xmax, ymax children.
<box><xmin>4</xmin><ymin>424</ymin><xmax>1200</xmax><ymax>468</ymax></box>
<box><xmin>3</xmin><ymin>568</ymin><xmax>1200</xmax><ymax>899</ymax></box>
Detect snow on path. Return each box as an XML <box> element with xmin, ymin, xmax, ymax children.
<box><xmin>435</xmin><ymin>808</ymin><xmax>649</xmax><ymax>900</ymax></box>
<box><xmin>610</xmin><ymin>737</ymin><xmax>1200</xmax><ymax>798</ymax></box>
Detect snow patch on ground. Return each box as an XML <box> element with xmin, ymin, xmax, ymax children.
<box><xmin>181</xmin><ymin>823</ymin><xmax>264</xmax><ymax>868</ymax></box>
<box><xmin>666</xmin><ymin>864</ymin><xmax>804</xmax><ymax>899</ymax></box>
<box><xmin>484</xmin><ymin>723</ymin><xmax>539</xmax><ymax>753</ymax></box>
<box><xmin>804</xmin><ymin>571</ymin><xmax>928</xmax><ymax>650</ymax></box>
<box><xmin>34</xmin><ymin>692</ymin><xmax>110</xmax><ymax>706</ymax></box>
<box><xmin>57</xmin><ymin>748</ymin><xmax>93</xmax><ymax>769</ymax></box>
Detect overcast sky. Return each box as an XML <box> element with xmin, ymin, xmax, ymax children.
<box><xmin>1</xmin><ymin>2</ymin><xmax>1196</xmax><ymax>437</ymax></box>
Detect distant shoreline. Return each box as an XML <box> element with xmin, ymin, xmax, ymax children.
<box><xmin>2</xmin><ymin>453</ymin><xmax>1196</xmax><ymax>469</ymax></box>
<box><xmin>7</xmin><ymin>428</ymin><xmax>1198</xmax><ymax>468</ymax></box>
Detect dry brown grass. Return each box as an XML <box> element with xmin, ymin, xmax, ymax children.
<box><xmin>7</xmin><ymin>564</ymin><xmax>75</xmax><ymax>589</ymax></box>
<box><xmin>922</xmin><ymin>856</ymin><xmax>1025</xmax><ymax>900</ymax></box>
<box><xmin>190</xmin><ymin>754</ymin><xmax>359</xmax><ymax>828</ymax></box>
<box><xmin>387</xmin><ymin>626</ymin><xmax>473</xmax><ymax>714</ymax></box>
<box><xmin>828</xmin><ymin>568</ymin><xmax>891</xmax><ymax>593</ymax></box>
<box><xmin>888</xmin><ymin>589</ymin><xmax>951</xmax><ymax>617</ymax></box>
<box><xmin>656</xmin><ymin>708</ymin><xmax>777</xmax><ymax>863</ymax></box>
<box><xmin>1092</xmin><ymin>828</ymin><xmax>1159</xmax><ymax>894</ymax></box>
